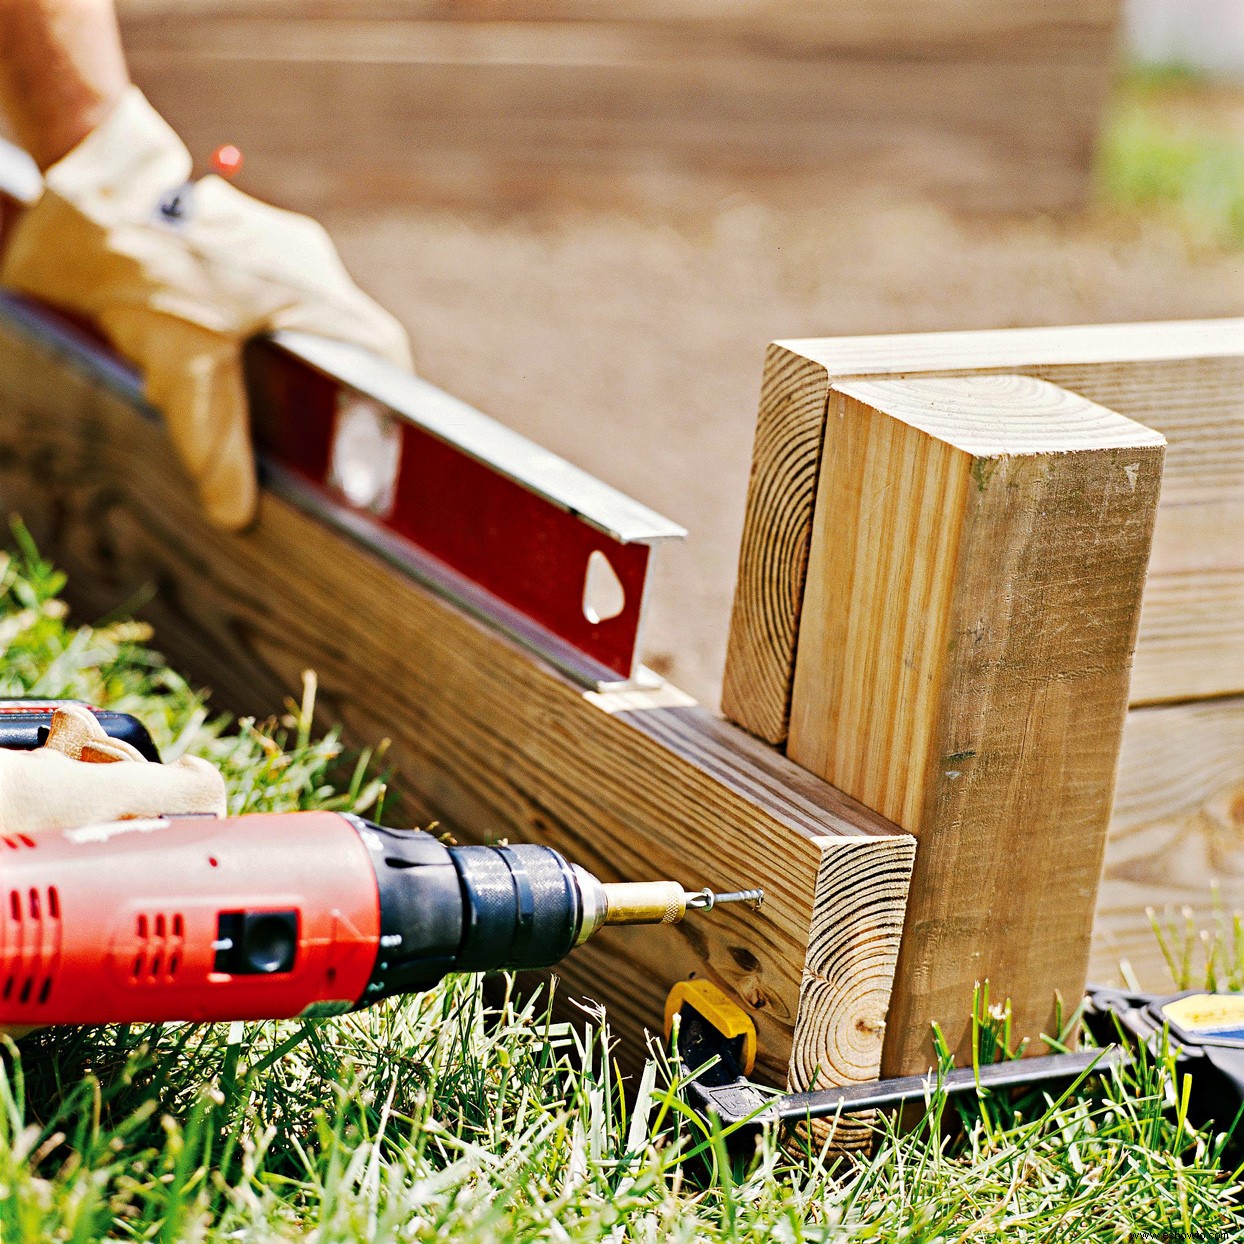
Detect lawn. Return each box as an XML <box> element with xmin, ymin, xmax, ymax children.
<box><xmin>1</xmin><ymin>532</ymin><xmax>1241</xmax><ymax>1242</ymax></box>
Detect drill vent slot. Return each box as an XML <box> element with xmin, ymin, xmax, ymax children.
<box><xmin>1</xmin><ymin>885</ymin><xmax>62</xmax><ymax>1006</ymax></box>
<box><xmin>131</xmin><ymin>911</ymin><xmax>186</xmax><ymax>982</ymax></box>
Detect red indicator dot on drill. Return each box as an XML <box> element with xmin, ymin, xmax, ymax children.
<box><xmin>210</xmin><ymin>144</ymin><xmax>244</xmax><ymax>178</ymax></box>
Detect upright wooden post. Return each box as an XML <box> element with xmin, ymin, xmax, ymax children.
<box><xmin>723</xmin><ymin>322</ymin><xmax>1244</xmax><ymax>743</ymax></box>
<box><xmin>784</xmin><ymin>375</ymin><xmax>1164</xmax><ymax>1074</ymax></box>
<box><xmin>722</xmin><ymin>321</ymin><xmax>1244</xmax><ymax>1002</ymax></box>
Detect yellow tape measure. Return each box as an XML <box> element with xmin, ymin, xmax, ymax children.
<box><xmin>1161</xmin><ymin>992</ymin><xmax>1244</xmax><ymax>1043</ymax></box>
<box><xmin>664</xmin><ymin>979</ymin><xmax>757</xmax><ymax>1076</ymax></box>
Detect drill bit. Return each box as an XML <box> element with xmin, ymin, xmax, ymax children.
<box><xmin>571</xmin><ymin>873</ymin><xmax>764</xmax><ymax>943</ymax></box>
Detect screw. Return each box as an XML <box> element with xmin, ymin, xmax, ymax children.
<box><xmin>684</xmin><ymin>887</ymin><xmax>764</xmax><ymax>912</ymax></box>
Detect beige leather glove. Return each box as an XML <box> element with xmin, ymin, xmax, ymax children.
<box><xmin>0</xmin><ymin>704</ymin><xmax>225</xmax><ymax>835</ymax></box>
<box><xmin>0</xmin><ymin>87</ymin><xmax>412</xmax><ymax>530</ymax></box>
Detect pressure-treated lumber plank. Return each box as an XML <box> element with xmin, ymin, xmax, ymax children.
<box><xmin>116</xmin><ymin>3</ymin><xmax>1119</xmax><ymax>215</ymax></box>
<box><xmin>785</xmin><ymin>375</ymin><xmax>1164</xmax><ymax>1075</ymax></box>
<box><xmin>0</xmin><ymin>302</ymin><xmax>913</xmax><ymax>1102</ymax></box>
<box><xmin>1093</xmin><ymin>697</ymin><xmax>1244</xmax><ymax>989</ymax></box>
<box><xmin>723</xmin><ymin>321</ymin><xmax>1244</xmax><ymax>744</ymax></box>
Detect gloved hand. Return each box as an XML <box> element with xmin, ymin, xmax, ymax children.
<box><xmin>0</xmin><ymin>704</ymin><xmax>225</xmax><ymax>835</ymax></box>
<box><xmin>0</xmin><ymin>87</ymin><xmax>412</xmax><ymax>530</ymax></box>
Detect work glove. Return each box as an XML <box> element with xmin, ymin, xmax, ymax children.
<box><xmin>0</xmin><ymin>703</ymin><xmax>224</xmax><ymax>1039</ymax></box>
<box><xmin>0</xmin><ymin>87</ymin><xmax>412</xmax><ymax>530</ymax></box>
<box><xmin>0</xmin><ymin>703</ymin><xmax>225</xmax><ymax>836</ymax></box>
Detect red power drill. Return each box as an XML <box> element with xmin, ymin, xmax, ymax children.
<box><xmin>0</xmin><ymin>702</ymin><xmax>762</xmax><ymax>1028</ymax></box>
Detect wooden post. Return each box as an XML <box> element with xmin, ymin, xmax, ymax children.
<box><xmin>723</xmin><ymin>322</ymin><xmax>1244</xmax><ymax>745</ymax></box>
<box><xmin>722</xmin><ymin>344</ymin><xmax>834</xmax><ymax>746</ymax></box>
<box><xmin>783</xmin><ymin>375</ymin><xmax>1164</xmax><ymax>1074</ymax></box>
<box><xmin>722</xmin><ymin>320</ymin><xmax>1244</xmax><ymax>1050</ymax></box>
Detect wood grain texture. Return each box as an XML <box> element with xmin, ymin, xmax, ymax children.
<box><xmin>114</xmin><ymin>4</ymin><xmax>1119</xmax><ymax>214</ymax></box>
<box><xmin>722</xmin><ymin>321</ymin><xmax>1244</xmax><ymax>746</ymax></box>
<box><xmin>1092</xmin><ymin>698</ymin><xmax>1244</xmax><ymax>989</ymax></box>
<box><xmin>0</xmin><ymin>308</ymin><xmax>914</xmax><ymax>1096</ymax></box>
<box><xmin>785</xmin><ymin>375</ymin><xmax>1164</xmax><ymax>1075</ymax></box>
<box><xmin>721</xmin><ymin>344</ymin><xmax>832</xmax><ymax>746</ymax></box>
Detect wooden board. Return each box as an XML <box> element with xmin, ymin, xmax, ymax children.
<box><xmin>0</xmin><ymin>301</ymin><xmax>914</xmax><ymax>1102</ymax></box>
<box><xmin>784</xmin><ymin>375</ymin><xmax>1164</xmax><ymax>1075</ymax></box>
<box><xmin>113</xmin><ymin>2</ymin><xmax>1120</xmax><ymax>214</ymax></box>
<box><xmin>723</xmin><ymin>321</ymin><xmax>1244</xmax><ymax>746</ymax></box>
<box><xmin>1093</xmin><ymin>697</ymin><xmax>1244</xmax><ymax>989</ymax></box>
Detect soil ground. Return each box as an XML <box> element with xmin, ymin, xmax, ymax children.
<box><xmin>322</xmin><ymin>98</ymin><xmax>1244</xmax><ymax>707</ymax></box>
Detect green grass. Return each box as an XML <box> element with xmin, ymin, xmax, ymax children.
<box><xmin>1099</xmin><ymin>68</ymin><xmax>1244</xmax><ymax>248</ymax></box>
<box><xmin>1</xmin><ymin>527</ymin><xmax>1242</xmax><ymax>1241</ymax></box>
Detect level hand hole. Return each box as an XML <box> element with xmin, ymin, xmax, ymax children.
<box><xmin>329</xmin><ymin>393</ymin><xmax>402</xmax><ymax>517</ymax></box>
<box><xmin>583</xmin><ymin>550</ymin><xmax>626</xmax><ymax>625</ymax></box>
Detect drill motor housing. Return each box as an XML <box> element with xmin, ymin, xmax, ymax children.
<box><xmin>0</xmin><ymin>809</ymin><xmax>590</xmax><ymax>1028</ymax></box>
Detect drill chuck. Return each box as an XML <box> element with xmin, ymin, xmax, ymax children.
<box><xmin>356</xmin><ymin>824</ymin><xmax>596</xmax><ymax>1001</ymax></box>
<box><xmin>449</xmin><ymin>843</ymin><xmax>585</xmax><ymax>972</ymax></box>
<box><xmin>366</xmin><ymin>822</ymin><xmax>762</xmax><ymax>994</ymax></box>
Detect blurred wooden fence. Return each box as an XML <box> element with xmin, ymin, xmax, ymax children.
<box><xmin>119</xmin><ymin>0</ymin><xmax>1124</xmax><ymax>214</ymax></box>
